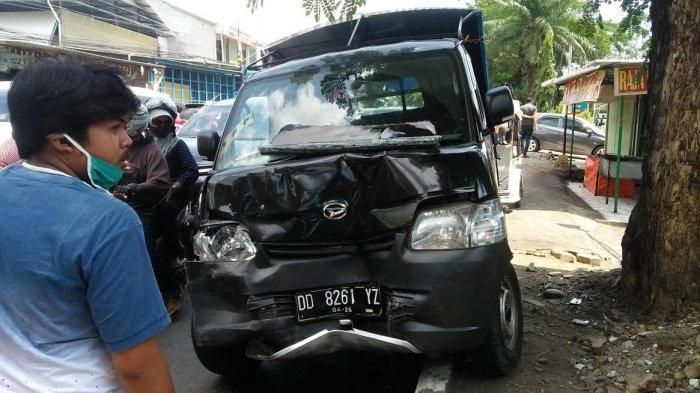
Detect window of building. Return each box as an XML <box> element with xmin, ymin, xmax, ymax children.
<box><xmin>216</xmin><ymin>38</ymin><xmax>223</xmax><ymax>61</ymax></box>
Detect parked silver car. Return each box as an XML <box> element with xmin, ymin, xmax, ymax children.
<box><xmin>530</xmin><ymin>113</ymin><xmax>605</xmax><ymax>155</ymax></box>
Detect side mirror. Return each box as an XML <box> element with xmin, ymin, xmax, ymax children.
<box><xmin>197</xmin><ymin>130</ymin><xmax>220</xmax><ymax>161</ymax></box>
<box><xmin>484</xmin><ymin>86</ymin><xmax>514</xmax><ymax>129</ymax></box>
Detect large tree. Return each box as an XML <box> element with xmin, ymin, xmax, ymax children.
<box><xmin>621</xmin><ymin>0</ymin><xmax>700</xmax><ymax>316</ymax></box>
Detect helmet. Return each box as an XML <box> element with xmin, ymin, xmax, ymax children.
<box><xmin>145</xmin><ymin>96</ymin><xmax>178</xmax><ymax>119</ymax></box>
<box><xmin>126</xmin><ymin>104</ymin><xmax>149</xmax><ymax>137</ymax></box>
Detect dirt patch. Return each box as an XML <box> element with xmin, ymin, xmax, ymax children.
<box><xmin>452</xmin><ymin>261</ymin><xmax>699</xmax><ymax>393</ymax></box>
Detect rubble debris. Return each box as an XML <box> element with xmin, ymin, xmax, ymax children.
<box><xmin>576</xmin><ymin>253</ymin><xmax>602</xmax><ymax>266</ymax></box>
<box><xmin>626</xmin><ymin>374</ymin><xmax>656</xmax><ymax>393</ymax></box>
<box><xmin>550</xmin><ymin>250</ymin><xmax>576</xmax><ymax>262</ymax></box>
<box><xmin>589</xmin><ymin>337</ymin><xmax>606</xmax><ymax>349</ymax></box>
<box><xmin>622</xmin><ymin>340</ymin><xmax>636</xmax><ymax>349</ymax></box>
<box><xmin>685</xmin><ymin>363</ymin><xmax>700</xmax><ymax>379</ymax></box>
<box><xmin>523</xmin><ymin>296</ymin><xmax>545</xmax><ymax>307</ymax></box>
<box><xmin>543</xmin><ymin>288</ymin><xmax>565</xmax><ymax>299</ymax></box>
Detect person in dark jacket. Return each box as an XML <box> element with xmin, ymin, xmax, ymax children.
<box><xmin>145</xmin><ymin>97</ymin><xmax>198</xmax><ymax>316</ymax></box>
<box><xmin>113</xmin><ymin>104</ymin><xmax>174</xmax><ymax>306</ymax></box>
<box><xmin>113</xmin><ymin>105</ymin><xmax>170</xmax><ymax>213</ymax></box>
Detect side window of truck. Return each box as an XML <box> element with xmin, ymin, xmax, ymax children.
<box><xmin>457</xmin><ymin>46</ymin><xmax>487</xmax><ymax>131</ymax></box>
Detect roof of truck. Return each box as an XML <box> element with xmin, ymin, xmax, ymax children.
<box><xmin>246</xmin><ymin>39</ymin><xmax>459</xmax><ymax>83</ymax></box>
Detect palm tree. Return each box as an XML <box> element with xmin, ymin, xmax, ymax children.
<box><xmin>478</xmin><ymin>0</ymin><xmax>595</xmax><ymax>98</ymax></box>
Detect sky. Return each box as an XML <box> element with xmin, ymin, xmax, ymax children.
<box><xmin>167</xmin><ymin>0</ymin><xmax>627</xmax><ymax>46</ymax></box>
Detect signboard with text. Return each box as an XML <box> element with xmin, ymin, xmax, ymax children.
<box><xmin>614</xmin><ymin>66</ymin><xmax>648</xmax><ymax>96</ymax></box>
<box><xmin>562</xmin><ymin>70</ymin><xmax>606</xmax><ymax>105</ymax></box>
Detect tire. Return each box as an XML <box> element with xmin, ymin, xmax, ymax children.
<box><xmin>591</xmin><ymin>145</ymin><xmax>604</xmax><ymax>156</ymax></box>
<box><xmin>513</xmin><ymin>178</ymin><xmax>523</xmax><ymax>208</ymax></box>
<box><xmin>190</xmin><ymin>319</ymin><xmax>257</xmax><ymax>380</ymax></box>
<box><xmin>473</xmin><ymin>264</ymin><xmax>523</xmax><ymax>376</ymax></box>
<box><xmin>528</xmin><ymin>137</ymin><xmax>540</xmax><ymax>152</ymax></box>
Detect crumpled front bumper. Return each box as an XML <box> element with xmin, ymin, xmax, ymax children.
<box><xmin>186</xmin><ymin>235</ymin><xmax>512</xmax><ymax>357</ymax></box>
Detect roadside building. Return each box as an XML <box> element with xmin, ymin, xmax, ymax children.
<box><xmin>143</xmin><ymin>0</ymin><xmax>261</xmax><ymax>103</ymax></box>
<box><xmin>0</xmin><ymin>1</ymin><xmax>165</xmax><ymax>85</ymax></box>
<box><xmin>542</xmin><ymin>59</ymin><xmax>647</xmax><ymax>214</ymax></box>
<box><xmin>0</xmin><ymin>0</ymin><xmax>260</xmax><ymax>103</ymax></box>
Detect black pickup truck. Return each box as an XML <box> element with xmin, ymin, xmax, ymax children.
<box><xmin>187</xmin><ymin>7</ymin><xmax>523</xmax><ymax>382</ymax></box>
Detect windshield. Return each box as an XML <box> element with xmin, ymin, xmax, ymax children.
<box><xmin>178</xmin><ymin>102</ymin><xmax>233</xmax><ymax>138</ymax></box>
<box><xmin>0</xmin><ymin>87</ymin><xmax>8</xmax><ymax>122</ymax></box>
<box><xmin>216</xmin><ymin>52</ymin><xmax>468</xmax><ymax>170</ymax></box>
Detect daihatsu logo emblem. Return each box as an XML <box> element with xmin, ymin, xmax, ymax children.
<box><xmin>322</xmin><ymin>200</ymin><xmax>348</xmax><ymax>220</ymax></box>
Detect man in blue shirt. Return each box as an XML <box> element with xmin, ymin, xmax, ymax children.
<box><xmin>0</xmin><ymin>58</ymin><xmax>174</xmax><ymax>392</ymax></box>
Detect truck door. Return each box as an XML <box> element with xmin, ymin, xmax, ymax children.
<box><xmin>457</xmin><ymin>45</ymin><xmax>498</xmax><ymax>187</ymax></box>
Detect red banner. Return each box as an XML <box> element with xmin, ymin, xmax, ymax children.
<box><xmin>562</xmin><ymin>71</ymin><xmax>606</xmax><ymax>104</ymax></box>
<box><xmin>614</xmin><ymin>67</ymin><xmax>648</xmax><ymax>96</ymax></box>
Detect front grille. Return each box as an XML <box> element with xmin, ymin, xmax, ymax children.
<box><xmin>261</xmin><ymin>233</ymin><xmax>396</xmax><ymax>258</ymax></box>
<box><xmin>247</xmin><ymin>294</ymin><xmax>295</xmax><ymax>319</ymax></box>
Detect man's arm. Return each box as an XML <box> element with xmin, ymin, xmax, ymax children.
<box><xmin>112</xmin><ymin>337</ymin><xmax>174</xmax><ymax>393</ymax></box>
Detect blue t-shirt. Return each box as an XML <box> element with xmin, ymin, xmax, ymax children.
<box><xmin>0</xmin><ymin>164</ymin><xmax>170</xmax><ymax>392</ymax></box>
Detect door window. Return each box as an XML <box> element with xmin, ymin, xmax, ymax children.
<box><xmin>538</xmin><ymin>116</ymin><xmax>559</xmax><ymax>128</ymax></box>
<box><xmin>565</xmin><ymin>119</ymin><xmax>586</xmax><ymax>133</ymax></box>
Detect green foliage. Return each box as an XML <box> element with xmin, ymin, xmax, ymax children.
<box><xmin>479</xmin><ymin>0</ymin><xmax>599</xmax><ymax>102</ymax></box>
<box><xmin>480</xmin><ymin>0</ymin><xmax>647</xmax><ymax>109</ymax></box>
<box><xmin>247</xmin><ymin>0</ymin><xmax>366</xmax><ymax>22</ymax></box>
<box><xmin>577</xmin><ymin>109</ymin><xmax>593</xmax><ymax>121</ymax></box>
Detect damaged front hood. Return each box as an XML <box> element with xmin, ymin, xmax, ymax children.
<box><xmin>203</xmin><ymin>145</ymin><xmax>493</xmax><ymax>242</ymax></box>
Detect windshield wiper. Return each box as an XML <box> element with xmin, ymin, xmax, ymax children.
<box><xmin>259</xmin><ymin>136</ymin><xmax>441</xmax><ymax>155</ymax></box>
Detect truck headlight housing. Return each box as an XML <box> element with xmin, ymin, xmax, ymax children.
<box><xmin>193</xmin><ymin>225</ymin><xmax>257</xmax><ymax>262</ymax></box>
<box><xmin>410</xmin><ymin>199</ymin><xmax>506</xmax><ymax>250</ymax></box>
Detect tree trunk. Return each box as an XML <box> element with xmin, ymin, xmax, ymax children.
<box><xmin>621</xmin><ymin>0</ymin><xmax>700</xmax><ymax>317</ymax></box>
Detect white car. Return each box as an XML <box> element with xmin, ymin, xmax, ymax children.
<box><xmin>129</xmin><ymin>86</ymin><xmax>171</xmax><ymax>106</ymax></box>
<box><xmin>0</xmin><ymin>81</ymin><xmax>11</xmax><ymax>144</ymax></box>
<box><xmin>0</xmin><ymin>84</ymin><xmax>173</xmax><ymax>145</ymax></box>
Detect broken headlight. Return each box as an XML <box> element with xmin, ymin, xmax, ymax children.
<box><xmin>410</xmin><ymin>199</ymin><xmax>506</xmax><ymax>250</ymax></box>
<box><xmin>193</xmin><ymin>226</ymin><xmax>257</xmax><ymax>262</ymax></box>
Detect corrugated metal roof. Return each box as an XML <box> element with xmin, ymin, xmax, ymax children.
<box><xmin>0</xmin><ymin>0</ymin><xmax>172</xmax><ymax>38</ymax></box>
<box><xmin>541</xmin><ymin>59</ymin><xmax>645</xmax><ymax>87</ymax></box>
<box><xmin>0</xmin><ymin>38</ymin><xmax>163</xmax><ymax>68</ymax></box>
<box><xmin>0</xmin><ymin>11</ymin><xmax>57</xmax><ymax>43</ymax></box>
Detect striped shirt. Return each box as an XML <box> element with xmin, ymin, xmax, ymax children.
<box><xmin>0</xmin><ymin>138</ymin><xmax>20</xmax><ymax>168</ymax></box>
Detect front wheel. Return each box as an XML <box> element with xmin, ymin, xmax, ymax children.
<box><xmin>528</xmin><ymin>137</ymin><xmax>540</xmax><ymax>152</ymax></box>
<box><xmin>591</xmin><ymin>145</ymin><xmax>604</xmax><ymax>156</ymax></box>
<box><xmin>473</xmin><ymin>264</ymin><xmax>523</xmax><ymax>376</ymax></box>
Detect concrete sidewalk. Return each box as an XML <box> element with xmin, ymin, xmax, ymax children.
<box><xmin>505</xmin><ymin>152</ymin><xmax>625</xmax><ymax>266</ymax></box>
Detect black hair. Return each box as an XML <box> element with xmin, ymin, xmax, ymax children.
<box><xmin>8</xmin><ymin>57</ymin><xmax>139</xmax><ymax>158</ymax></box>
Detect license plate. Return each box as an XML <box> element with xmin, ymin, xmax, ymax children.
<box><xmin>295</xmin><ymin>285</ymin><xmax>382</xmax><ymax>322</ymax></box>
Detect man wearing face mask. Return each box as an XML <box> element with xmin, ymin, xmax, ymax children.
<box><xmin>0</xmin><ymin>58</ymin><xmax>174</xmax><ymax>393</ymax></box>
